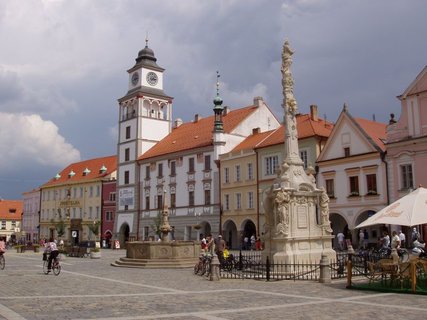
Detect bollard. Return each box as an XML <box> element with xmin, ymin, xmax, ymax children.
<box><xmin>319</xmin><ymin>254</ymin><xmax>331</xmax><ymax>283</ymax></box>
<box><xmin>209</xmin><ymin>255</ymin><xmax>220</xmax><ymax>281</ymax></box>
<box><xmin>346</xmin><ymin>253</ymin><xmax>353</xmax><ymax>288</ymax></box>
<box><xmin>266</xmin><ymin>256</ymin><xmax>270</xmax><ymax>282</ymax></box>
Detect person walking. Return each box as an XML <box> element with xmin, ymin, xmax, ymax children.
<box><xmin>391</xmin><ymin>231</ymin><xmax>401</xmax><ymax>249</ymax></box>
<box><xmin>359</xmin><ymin>229</ymin><xmax>364</xmax><ymax>250</ymax></box>
<box><xmin>398</xmin><ymin>230</ymin><xmax>406</xmax><ymax>248</ymax></box>
<box><xmin>337</xmin><ymin>232</ymin><xmax>345</xmax><ymax>251</ymax></box>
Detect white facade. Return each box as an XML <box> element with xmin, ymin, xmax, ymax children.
<box><xmin>316</xmin><ymin>107</ymin><xmax>388</xmax><ymax>247</ymax></box>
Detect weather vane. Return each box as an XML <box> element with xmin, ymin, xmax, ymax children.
<box><xmin>216</xmin><ymin>71</ymin><xmax>220</xmax><ymax>96</ymax></box>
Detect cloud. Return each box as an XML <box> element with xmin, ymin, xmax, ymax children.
<box><xmin>0</xmin><ymin>112</ymin><xmax>81</xmax><ymax>171</ymax></box>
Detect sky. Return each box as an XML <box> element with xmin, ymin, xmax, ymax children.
<box><xmin>0</xmin><ymin>0</ymin><xmax>426</xmax><ymax>200</ymax></box>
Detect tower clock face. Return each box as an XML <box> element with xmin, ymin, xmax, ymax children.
<box><xmin>131</xmin><ymin>72</ymin><xmax>139</xmax><ymax>86</ymax></box>
<box><xmin>146</xmin><ymin>72</ymin><xmax>158</xmax><ymax>86</ymax></box>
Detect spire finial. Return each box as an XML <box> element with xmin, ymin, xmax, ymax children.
<box><xmin>145</xmin><ymin>32</ymin><xmax>149</xmax><ymax>47</ymax></box>
<box><xmin>216</xmin><ymin>71</ymin><xmax>220</xmax><ymax>97</ymax></box>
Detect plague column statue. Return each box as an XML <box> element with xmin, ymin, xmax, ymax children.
<box><xmin>263</xmin><ymin>41</ymin><xmax>335</xmax><ymax>265</ymax></box>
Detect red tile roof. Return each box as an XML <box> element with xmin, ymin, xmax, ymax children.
<box><xmin>140</xmin><ymin>106</ymin><xmax>258</xmax><ymax>160</ymax></box>
<box><xmin>231</xmin><ymin>130</ymin><xmax>275</xmax><ymax>153</ymax></box>
<box><xmin>0</xmin><ymin>200</ymin><xmax>23</xmax><ymax>220</ymax></box>
<box><xmin>42</xmin><ymin>155</ymin><xmax>117</xmax><ymax>187</ymax></box>
<box><xmin>255</xmin><ymin>114</ymin><xmax>333</xmax><ymax>149</ymax></box>
<box><xmin>354</xmin><ymin>118</ymin><xmax>387</xmax><ymax>151</ymax></box>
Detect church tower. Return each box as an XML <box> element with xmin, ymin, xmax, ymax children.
<box><xmin>115</xmin><ymin>41</ymin><xmax>173</xmax><ymax>243</ymax></box>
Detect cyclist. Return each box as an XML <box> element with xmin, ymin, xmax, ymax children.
<box><xmin>44</xmin><ymin>237</ymin><xmax>59</xmax><ymax>273</ymax></box>
<box><xmin>0</xmin><ymin>238</ymin><xmax>5</xmax><ymax>253</ymax></box>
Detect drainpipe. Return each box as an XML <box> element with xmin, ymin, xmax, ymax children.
<box><xmin>256</xmin><ymin>149</ymin><xmax>260</xmax><ymax>235</ymax></box>
<box><xmin>380</xmin><ymin>151</ymin><xmax>390</xmax><ymax>205</ymax></box>
<box><xmin>381</xmin><ymin>151</ymin><xmax>391</xmax><ymax>236</ymax></box>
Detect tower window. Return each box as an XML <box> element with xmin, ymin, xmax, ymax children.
<box><xmin>124</xmin><ymin>171</ymin><xmax>129</xmax><ymax>184</ymax></box>
<box><xmin>125</xmin><ymin>148</ymin><xmax>130</xmax><ymax>161</ymax></box>
<box><xmin>125</xmin><ymin>126</ymin><xmax>131</xmax><ymax>139</ymax></box>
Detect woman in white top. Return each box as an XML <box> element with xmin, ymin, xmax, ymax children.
<box><xmin>44</xmin><ymin>237</ymin><xmax>59</xmax><ymax>272</ymax></box>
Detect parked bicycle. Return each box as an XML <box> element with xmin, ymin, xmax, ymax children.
<box><xmin>194</xmin><ymin>253</ymin><xmax>212</xmax><ymax>277</ymax></box>
<box><xmin>359</xmin><ymin>247</ymin><xmax>409</xmax><ymax>263</ymax></box>
<box><xmin>43</xmin><ymin>253</ymin><xmax>61</xmax><ymax>275</ymax></box>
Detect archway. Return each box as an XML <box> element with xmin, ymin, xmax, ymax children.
<box><xmin>103</xmin><ymin>230</ymin><xmax>113</xmax><ymax>248</ymax></box>
<box><xmin>355</xmin><ymin>210</ymin><xmax>387</xmax><ymax>249</ymax></box>
<box><xmin>222</xmin><ymin>219</ymin><xmax>238</xmax><ymax>249</ymax></box>
<box><xmin>119</xmin><ymin>223</ymin><xmax>130</xmax><ymax>246</ymax></box>
<box><xmin>330</xmin><ymin>213</ymin><xmax>348</xmax><ymax>250</ymax></box>
<box><xmin>241</xmin><ymin>219</ymin><xmax>256</xmax><ymax>250</ymax></box>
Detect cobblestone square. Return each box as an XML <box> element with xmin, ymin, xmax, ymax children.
<box><xmin>0</xmin><ymin>250</ymin><xmax>426</xmax><ymax>320</ymax></box>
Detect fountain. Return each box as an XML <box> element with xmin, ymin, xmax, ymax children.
<box><xmin>112</xmin><ymin>192</ymin><xmax>200</xmax><ymax>268</ymax></box>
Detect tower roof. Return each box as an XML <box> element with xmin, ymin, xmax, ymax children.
<box><xmin>133</xmin><ymin>42</ymin><xmax>164</xmax><ymax>71</ymax></box>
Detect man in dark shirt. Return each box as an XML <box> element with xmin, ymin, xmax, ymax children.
<box><xmin>215</xmin><ymin>235</ymin><xmax>226</xmax><ymax>265</ymax></box>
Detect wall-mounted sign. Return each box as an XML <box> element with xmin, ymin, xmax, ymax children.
<box><xmin>59</xmin><ymin>200</ymin><xmax>81</xmax><ymax>207</ymax></box>
<box><xmin>119</xmin><ymin>187</ymin><xmax>134</xmax><ymax>206</ymax></box>
<box><xmin>72</xmin><ymin>231</ymin><xmax>77</xmax><ymax>238</ymax></box>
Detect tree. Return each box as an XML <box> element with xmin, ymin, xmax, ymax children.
<box><xmin>151</xmin><ymin>212</ymin><xmax>162</xmax><ymax>238</ymax></box>
<box><xmin>55</xmin><ymin>219</ymin><xmax>66</xmax><ymax>238</ymax></box>
<box><xmin>88</xmin><ymin>220</ymin><xmax>101</xmax><ymax>240</ymax></box>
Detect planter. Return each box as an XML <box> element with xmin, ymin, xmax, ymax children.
<box><xmin>90</xmin><ymin>251</ymin><xmax>101</xmax><ymax>259</ymax></box>
<box><xmin>15</xmin><ymin>246</ymin><xmax>24</xmax><ymax>253</ymax></box>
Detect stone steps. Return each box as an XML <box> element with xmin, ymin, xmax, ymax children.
<box><xmin>111</xmin><ymin>257</ymin><xmax>197</xmax><ymax>269</ymax></box>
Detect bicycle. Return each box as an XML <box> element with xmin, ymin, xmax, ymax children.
<box><xmin>0</xmin><ymin>253</ymin><xmax>5</xmax><ymax>270</ymax></box>
<box><xmin>43</xmin><ymin>253</ymin><xmax>61</xmax><ymax>275</ymax></box>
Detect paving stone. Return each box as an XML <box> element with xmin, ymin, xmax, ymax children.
<box><xmin>0</xmin><ymin>250</ymin><xmax>426</xmax><ymax>319</ymax></box>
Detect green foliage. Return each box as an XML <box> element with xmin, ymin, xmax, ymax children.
<box><xmin>151</xmin><ymin>212</ymin><xmax>162</xmax><ymax>237</ymax></box>
<box><xmin>55</xmin><ymin>219</ymin><xmax>66</xmax><ymax>237</ymax></box>
<box><xmin>88</xmin><ymin>220</ymin><xmax>101</xmax><ymax>236</ymax></box>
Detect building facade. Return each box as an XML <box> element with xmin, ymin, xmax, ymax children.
<box><xmin>0</xmin><ymin>199</ymin><xmax>23</xmax><ymax>243</ymax></box>
<box><xmin>101</xmin><ymin>180</ymin><xmax>116</xmax><ymax>248</ymax></box>
<box><xmin>113</xmin><ymin>44</ymin><xmax>280</xmax><ymax>245</ymax></box>
<box><xmin>115</xmin><ymin>43</ymin><xmax>173</xmax><ymax>244</ymax></box>
<box><xmin>386</xmin><ymin>66</ymin><xmax>427</xmax><ymax>242</ymax></box>
<box><xmin>316</xmin><ymin>105</ymin><xmax>388</xmax><ymax>248</ymax></box>
<box><xmin>22</xmin><ymin>188</ymin><xmax>40</xmax><ymax>243</ymax></box>
<box><xmin>39</xmin><ymin>156</ymin><xmax>116</xmax><ymax>244</ymax></box>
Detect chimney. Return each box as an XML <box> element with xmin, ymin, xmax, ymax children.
<box><xmin>223</xmin><ymin>106</ymin><xmax>230</xmax><ymax>115</ymax></box>
<box><xmin>253</xmin><ymin>96</ymin><xmax>263</xmax><ymax>108</ymax></box>
<box><xmin>194</xmin><ymin>114</ymin><xmax>202</xmax><ymax>122</ymax></box>
<box><xmin>174</xmin><ymin>118</ymin><xmax>183</xmax><ymax>128</ymax></box>
<box><xmin>252</xmin><ymin>127</ymin><xmax>260</xmax><ymax>135</ymax></box>
<box><xmin>310</xmin><ymin>104</ymin><xmax>318</xmax><ymax>121</ymax></box>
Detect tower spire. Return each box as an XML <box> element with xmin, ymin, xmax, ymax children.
<box><xmin>213</xmin><ymin>71</ymin><xmax>224</xmax><ymax>132</ymax></box>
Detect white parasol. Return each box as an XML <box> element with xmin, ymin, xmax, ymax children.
<box><xmin>356</xmin><ymin>187</ymin><xmax>427</xmax><ymax>228</ymax></box>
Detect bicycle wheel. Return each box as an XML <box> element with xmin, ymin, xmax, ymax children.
<box><xmin>43</xmin><ymin>260</ymin><xmax>50</xmax><ymax>274</ymax></box>
<box><xmin>194</xmin><ymin>262</ymin><xmax>200</xmax><ymax>275</ymax></box>
<box><xmin>0</xmin><ymin>255</ymin><xmax>4</xmax><ymax>270</ymax></box>
<box><xmin>53</xmin><ymin>263</ymin><xmax>61</xmax><ymax>276</ymax></box>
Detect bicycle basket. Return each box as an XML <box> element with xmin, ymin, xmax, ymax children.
<box><xmin>42</xmin><ymin>253</ymin><xmax>48</xmax><ymax>261</ymax></box>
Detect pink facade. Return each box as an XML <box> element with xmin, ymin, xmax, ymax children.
<box><xmin>102</xmin><ymin>180</ymin><xmax>116</xmax><ymax>248</ymax></box>
<box><xmin>386</xmin><ymin>66</ymin><xmax>427</xmax><ymax>242</ymax></box>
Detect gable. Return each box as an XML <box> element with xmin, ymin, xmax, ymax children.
<box><xmin>401</xmin><ymin>66</ymin><xmax>427</xmax><ymax>98</ymax></box>
<box><xmin>318</xmin><ymin>113</ymin><xmax>377</xmax><ymax>161</ymax></box>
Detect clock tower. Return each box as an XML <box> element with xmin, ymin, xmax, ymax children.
<box><xmin>115</xmin><ymin>41</ymin><xmax>173</xmax><ymax>243</ymax></box>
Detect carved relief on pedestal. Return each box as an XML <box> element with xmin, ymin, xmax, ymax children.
<box><xmin>274</xmin><ymin>189</ymin><xmax>291</xmax><ymax>237</ymax></box>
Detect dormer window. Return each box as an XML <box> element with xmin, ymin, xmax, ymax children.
<box><xmin>68</xmin><ymin>170</ymin><xmax>76</xmax><ymax>178</ymax></box>
<box><xmin>99</xmin><ymin>165</ymin><xmax>107</xmax><ymax>173</ymax></box>
<box><xmin>83</xmin><ymin>168</ymin><xmax>91</xmax><ymax>176</ymax></box>
<box><xmin>55</xmin><ymin>173</ymin><xmax>61</xmax><ymax>180</ymax></box>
